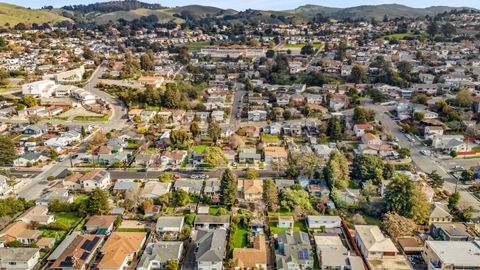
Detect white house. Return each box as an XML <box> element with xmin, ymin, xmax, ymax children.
<box><xmin>0</xmin><ymin>248</ymin><xmax>40</xmax><ymax>270</ymax></box>
<box><xmin>354</xmin><ymin>225</ymin><xmax>398</xmax><ymax>260</ymax></box>
<box><xmin>22</xmin><ymin>80</ymin><xmax>56</xmax><ymax>98</ymax></box>
<box><xmin>307</xmin><ymin>215</ymin><xmax>342</xmax><ymax>229</ymax></box>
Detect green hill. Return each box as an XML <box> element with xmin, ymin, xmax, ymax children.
<box><xmin>0</xmin><ymin>3</ymin><xmax>69</xmax><ymax>27</ymax></box>
<box><xmin>93</xmin><ymin>8</ymin><xmax>184</xmax><ymax>24</ymax></box>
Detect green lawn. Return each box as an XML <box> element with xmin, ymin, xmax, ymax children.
<box><xmin>262</xmin><ymin>134</ymin><xmax>281</xmax><ymax>142</ymax></box>
<box><xmin>208</xmin><ymin>207</ymin><xmax>229</xmax><ymax>215</ymax></box>
<box><xmin>268</xmin><ymin>209</ymin><xmax>292</xmax><ymax>216</ymax></box>
<box><xmin>184</xmin><ymin>41</ymin><xmax>211</xmax><ymax>51</ymax></box>
<box><xmin>284</xmin><ymin>43</ymin><xmax>323</xmax><ymax>49</ymax></box>
<box><xmin>54</xmin><ymin>212</ymin><xmax>80</xmax><ymax>228</ymax></box>
<box><xmin>127</xmin><ymin>142</ymin><xmax>140</xmax><ymax>149</ymax></box>
<box><xmin>233</xmin><ymin>224</ymin><xmax>249</xmax><ymax>248</ymax></box>
<box><xmin>362</xmin><ymin>214</ymin><xmax>382</xmax><ymax>226</ymax></box>
<box><xmin>42</xmin><ymin>230</ymin><xmax>67</xmax><ymax>241</ymax></box>
<box><xmin>381</xmin><ymin>33</ymin><xmax>413</xmax><ymax>39</ymax></box>
<box><xmin>269</xmin><ymin>221</ymin><xmax>306</xmax><ymax>234</ymax></box>
<box><xmin>192</xmin><ymin>145</ymin><xmax>208</xmax><ymax>153</ymax></box>
<box><xmin>73</xmin><ymin>114</ymin><xmax>110</xmax><ymax>122</ymax></box>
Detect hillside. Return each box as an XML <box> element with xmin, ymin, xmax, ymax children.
<box><xmin>93</xmin><ymin>8</ymin><xmax>184</xmax><ymax>24</ymax></box>
<box><xmin>0</xmin><ymin>3</ymin><xmax>69</xmax><ymax>27</ymax></box>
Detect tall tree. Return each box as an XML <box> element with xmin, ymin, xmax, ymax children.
<box><xmin>427</xmin><ymin>20</ymin><xmax>438</xmax><ymax>37</ymax></box>
<box><xmin>220</xmin><ymin>169</ymin><xmax>237</xmax><ymax>208</ymax></box>
<box><xmin>349</xmin><ymin>65</ymin><xmax>366</xmax><ymax>84</ymax></box>
<box><xmin>326</xmin><ymin>116</ymin><xmax>342</xmax><ymax>141</ymax></box>
<box><xmin>208</xmin><ymin>118</ymin><xmax>221</xmax><ymax>144</ymax></box>
<box><xmin>352</xmin><ymin>154</ymin><xmax>384</xmax><ymax>183</ymax></box>
<box><xmin>263</xmin><ymin>179</ymin><xmax>279</xmax><ymax>211</ymax></box>
<box><xmin>324</xmin><ymin>150</ymin><xmax>350</xmax><ymax>189</ymax></box>
<box><xmin>382</xmin><ymin>212</ymin><xmax>417</xmax><ymax>239</ymax></box>
<box><xmin>427</xmin><ymin>170</ymin><xmax>444</xmax><ymax>188</ymax></box>
<box><xmin>190</xmin><ymin>121</ymin><xmax>200</xmax><ymax>139</ymax></box>
<box><xmin>0</xmin><ymin>136</ymin><xmax>16</xmax><ymax>166</ymax></box>
<box><xmin>140</xmin><ymin>53</ymin><xmax>154</xmax><ymax>71</ymax></box>
<box><xmin>88</xmin><ymin>189</ymin><xmax>110</xmax><ymax>215</ymax></box>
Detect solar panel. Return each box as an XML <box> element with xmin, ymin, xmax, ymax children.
<box><xmin>81</xmin><ymin>240</ymin><xmax>95</xmax><ymax>251</ymax></box>
<box><xmin>80</xmin><ymin>251</ymin><xmax>90</xmax><ymax>260</ymax></box>
<box><xmin>298</xmin><ymin>249</ymin><xmax>309</xmax><ymax>260</ymax></box>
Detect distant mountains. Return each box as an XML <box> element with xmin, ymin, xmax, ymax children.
<box><xmin>0</xmin><ymin>0</ymin><xmax>477</xmax><ymax>27</ymax></box>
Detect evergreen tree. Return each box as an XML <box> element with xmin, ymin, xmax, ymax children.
<box><xmin>220</xmin><ymin>169</ymin><xmax>237</xmax><ymax>208</ymax></box>
<box><xmin>326</xmin><ymin>116</ymin><xmax>342</xmax><ymax>140</ymax></box>
<box><xmin>0</xmin><ymin>136</ymin><xmax>16</xmax><ymax>166</ymax></box>
<box><xmin>88</xmin><ymin>189</ymin><xmax>110</xmax><ymax>215</ymax></box>
<box><xmin>263</xmin><ymin>179</ymin><xmax>279</xmax><ymax>211</ymax></box>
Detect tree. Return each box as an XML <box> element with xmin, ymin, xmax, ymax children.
<box><xmin>326</xmin><ymin>116</ymin><xmax>342</xmax><ymax>141</ymax></box>
<box><xmin>427</xmin><ymin>170</ymin><xmax>444</xmax><ymax>188</ymax></box>
<box><xmin>263</xmin><ymin>179</ymin><xmax>279</xmax><ymax>211</ymax></box>
<box><xmin>280</xmin><ymin>188</ymin><xmax>312</xmax><ymax>212</ymax></box>
<box><xmin>352</xmin><ymin>154</ymin><xmax>384</xmax><ymax>183</ymax></box>
<box><xmin>441</xmin><ymin>23</ymin><xmax>456</xmax><ymax>37</ymax></box>
<box><xmin>291</xmin><ymin>152</ymin><xmax>324</xmax><ymax>179</ymax></box>
<box><xmin>349</xmin><ymin>65</ymin><xmax>366</xmax><ymax>84</ymax></box>
<box><xmin>174</xmin><ymin>189</ymin><xmax>190</xmax><ymax>206</ymax></box>
<box><xmin>427</xmin><ymin>20</ymin><xmax>438</xmax><ymax>36</ymax></box>
<box><xmin>448</xmin><ymin>191</ymin><xmax>460</xmax><ymax>209</ymax></box>
<box><xmin>353</xmin><ymin>107</ymin><xmax>375</xmax><ymax>124</ymax></box>
<box><xmin>140</xmin><ymin>53</ymin><xmax>154</xmax><ymax>71</ymax></box>
<box><xmin>162</xmin><ymin>83</ymin><xmax>182</xmax><ymax>109</ymax></box>
<box><xmin>220</xmin><ymin>169</ymin><xmax>237</xmax><ymax>208</ymax></box>
<box><xmin>88</xmin><ymin>189</ymin><xmax>110</xmax><ymax>215</ymax></box>
<box><xmin>384</xmin><ymin>174</ymin><xmax>430</xmax><ymax>224</ymax></box>
<box><xmin>413</xmin><ymin>112</ymin><xmax>425</xmax><ymax>122</ymax></box>
<box><xmin>208</xmin><ymin>118</ymin><xmax>221</xmax><ymax>144</ymax></box>
<box><xmin>461</xmin><ymin>169</ymin><xmax>475</xmax><ymax>183</ymax></box>
<box><xmin>190</xmin><ymin>121</ymin><xmax>200</xmax><ymax>139</ymax></box>
<box><xmin>382</xmin><ymin>212</ymin><xmax>417</xmax><ymax>239</ymax></box>
<box><xmin>0</xmin><ymin>136</ymin><xmax>16</xmax><ymax>166</ymax></box>
<box><xmin>21</xmin><ymin>96</ymin><xmax>37</xmax><ymax>107</ymax></box>
<box><xmin>324</xmin><ymin>151</ymin><xmax>350</xmax><ymax>189</ymax></box>
<box><xmin>159</xmin><ymin>172</ymin><xmax>175</xmax><ymax>182</ymax></box>
<box><xmin>455</xmin><ymin>90</ymin><xmax>473</xmax><ymax>107</ymax></box>
<box><xmin>301</xmin><ymin>45</ymin><xmax>314</xmax><ymax>55</ymax></box>
<box><xmin>398</xmin><ymin>148</ymin><xmax>411</xmax><ymax>158</ymax></box>
<box><xmin>170</xmin><ymin>130</ymin><xmax>191</xmax><ymax>149</ymax></box>
<box><xmin>81</xmin><ymin>126</ymin><xmax>87</xmax><ymax>138</ymax></box>
<box><xmin>245</xmin><ymin>168</ymin><xmax>258</xmax><ymax>179</ymax></box>
<box><xmin>165</xmin><ymin>259</ymin><xmax>179</xmax><ymax>270</ymax></box>
<box><xmin>229</xmin><ymin>134</ymin><xmax>244</xmax><ymax>150</ymax></box>
<box><xmin>203</xmin><ymin>147</ymin><xmax>227</xmax><ymax>168</ymax></box>
<box><xmin>361</xmin><ymin>180</ymin><xmax>378</xmax><ymax>198</ymax></box>
<box><xmin>266</xmin><ymin>49</ymin><xmax>275</xmax><ymax>58</ymax></box>
<box><xmin>270</xmin><ymin>159</ymin><xmax>288</xmax><ymax>177</ymax></box>
<box><xmin>336</xmin><ymin>42</ymin><xmax>347</xmax><ymax>61</ymax></box>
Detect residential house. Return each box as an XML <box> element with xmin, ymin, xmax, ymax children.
<box><xmin>264</xmin><ymin>146</ymin><xmax>288</xmax><ymax>164</ymax></box>
<box><xmin>204</xmin><ymin>179</ymin><xmax>221</xmax><ymax>201</ymax></box>
<box><xmin>0</xmin><ymin>221</ymin><xmax>42</xmax><ymax>244</ymax></box>
<box><xmin>314</xmin><ymin>234</ymin><xmax>364</xmax><ymax>270</ymax></box>
<box><xmin>238</xmin><ymin>149</ymin><xmax>261</xmax><ymax>164</ymax></box>
<box><xmin>137</xmin><ymin>241</ymin><xmax>184</xmax><ymax>270</ymax></box>
<box><xmin>193</xmin><ymin>229</ymin><xmax>227</xmax><ymax>270</ymax></box>
<box><xmin>275</xmin><ymin>231</ymin><xmax>314</xmax><ymax>270</ymax></box>
<box><xmin>85</xmin><ymin>215</ymin><xmax>117</xmax><ymax>234</ymax></box>
<box><xmin>156</xmin><ymin>216</ymin><xmax>184</xmax><ymax>240</ymax></box>
<box><xmin>431</xmin><ymin>222</ymin><xmax>476</xmax><ymax>241</ymax></box>
<box><xmin>422</xmin><ymin>241</ymin><xmax>480</xmax><ymax>270</ymax></box>
<box><xmin>354</xmin><ymin>225</ymin><xmax>398</xmax><ymax>259</ymax></box>
<box><xmin>80</xmin><ymin>169</ymin><xmax>111</xmax><ymax>191</ymax></box>
<box><xmin>160</xmin><ymin>150</ymin><xmax>187</xmax><ymax>166</ymax></box>
<box><xmin>353</xmin><ymin>124</ymin><xmax>373</xmax><ymax>137</ymax></box>
<box><xmin>248</xmin><ymin>110</ymin><xmax>267</xmax><ymax>121</ymax></box>
<box><xmin>307</xmin><ymin>215</ymin><xmax>342</xmax><ymax>230</ymax></box>
<box><xmin>0</xmin><ymin>248</ymin><xmax>40</xmax><ymax>270</ymax></box>
<box><xmin>13</xmin><ymin>153</ymin><xmax>48</xmax><ymax>167</ymax></box>
<box><xmin>140</xmin><ymin>181</ymin><xmax>171</xmax><ymax>199</ymax></box>
<box><xmin>428</xmin><ymin>205</ymin><xmax>453</xmax><ymax>225</ymax></box>
<box><xmin>329</xmin><ymin>93</ymin><xmax>348</xmax><ymax>111</ymax></box>
<box><xmin>361</xmin><ymin>133</ymin><xmax>382</xmax><ymax>145</ymax></box>
<box><xmin>239</xmin><ymin>179</ymin><xmax>263</xmax><ymax>201</ymax></box>
<box><xmin>50</xmin><ymin>235</ymin><xmax>104</xmax><ymax>270</ymax></box>
<box><xmin>97</xmin><ymin>232</ymin><xmax>147</xmax><ymax>270</ymax></box>
<box><xmin>424</xmin><ymin>126</ymin><xmax>444</xmax><ymax>140</ymax></box>
<box><xmin>18</xmin><ymin>205</ymin><xmax>54</xmax><ymax>225</ymax></box>
<box><xmin>233</xmin><ymin>235</ymin><xmax>268</xmax><ymax>270</ymax></box>
<box><xmin>431</xmin><ymin>134</ymin><xmax>468</xmax><ymax>152</ymax></box>
<box><xmin>194</xmin><ymin>215</ymin><xmax>230</xmax><ymax>229</ymax></box>
<box><xmin>277</xmin><ymin>216</ymin><xmax>294</xmax><ymax>229</ymax></box>
<box><xmin>413</xmin><ymin>84</ymin><xmax>438</xmax><ymax>95</ymax></box>
<box><xmin>173</xmin><ymin>180</ymin><xmax>203</xmax><ymax>194</ymax></box>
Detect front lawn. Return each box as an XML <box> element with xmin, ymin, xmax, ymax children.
<box><xmin>268</xmin><ymin>209</ymin><xmax>292</xmax><ymax>216</ymax></box>
<box><xmin>42</xmin><ymin>230</ymin><xmax>67</xmax><ymax>241</ymax></box>
<box><xmin>192</xmin><ymin>145</ymin><xmax>208</xmax><ymax>153</ymax></box>
<box><xmin>262</xmin><ymin>134</ymin><xmax>281</xmax><ymax>142</ymax></box>
<box><xmin>269</xmin><ymin>221</ymin><xmax>306</xmax><ymax>234</ymax></box>
<box><xmin>73</xmin><ymin>114</ymin><xmax>110</xmax><ymax>122</ymax></box>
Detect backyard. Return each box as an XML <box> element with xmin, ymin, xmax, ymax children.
<box><xmin>269</xmin><ymin>221</ymin><xmax>306</xmax><ymax>234</ymax></box>
<box><xmin>232</xmin><ymin>224</ymin><xmax>249</xmax><ymax>248</ymax></box>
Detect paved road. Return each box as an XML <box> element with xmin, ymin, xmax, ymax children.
<box><xmin>17</xmin><ymin>65</ymin><xmax>127</xmax><ymax>200</ymax></box>
<box><xmin>365</xmin><ymin>101</ymin><xmax>480</xmax><ymax>220</ymax></box>
<box><xmin>228</xmin><ymin>83</ymin><xmax>245</xmax><ymax>130</ymax></box>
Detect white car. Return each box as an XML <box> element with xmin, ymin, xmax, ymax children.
<box><xmin>420</xmin><ymin>150</ymin><xmax>431</xmax><ymax>156</ymax></box>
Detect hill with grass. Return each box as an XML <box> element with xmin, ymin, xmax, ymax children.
<box><xmin>0</xmin><ymin>2</ymin><xmax>69</xmax><ymax>27</ymax></box>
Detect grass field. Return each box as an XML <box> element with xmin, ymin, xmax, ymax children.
<box><xmin>54</xmin><ymin>212</ymin><xmax>80</xmax><ymax>228</ymax></box>
<box><xmin>284</xmin><ymin>43</ymin><xmax>324</xmax><ymax>49</ymax></box>
<box><xmin>184</xmin><ymin>41</ymin><xmax>211</xmax><ymax>51</ymax></box>
<box><xmin>269</xmin><ymin>221</ymin><xmax>306</xmax><ymax>234</ymax></box>
<box><xmin>192</xmin><ymin>145</ymin><xmax>208</xmax><ymax>153</ymax></box>
<box><xmin>42</xmin><ymin>230</ymin><xmax>67</xmax><ymax>241</ymax></box>
<box><xmin>0</xmin><ymin>3</ymin><xmax>69</xmax><ymax>27</ymax></box>
<box><xmin>381</xmin><ymin>33</ymin><xmax>414</xmax><ymax>39</ymax></box>
<box><xmin>232</xmin><ymin>224</ymin><xmax>249</xmax><ymax>248</ymax></box>
<box><xmin>262</xmin><ymin>134</ymin><xmax>282</xmax><ymax>142</ymax></box>
<box><xmin>73</xmin><ymin>114</ymin><xmax>110</xmax><ymax>122</ymax></box>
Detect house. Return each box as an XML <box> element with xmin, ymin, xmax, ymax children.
<box><xmin>60</xmin><ymin>173</ymin><xmax>82</xmax><ymax>191</ymax></box>
<box><xmin>414</xmin><ymin>109</ymin><xmax>438</xmax><ymax>119</ymax></box>
<box><xmin>431</xmin><ymin>134</ymin><xmax>468</xmax><ymax>152</ymax></box>
<box><xmin>85</xmin><ymin>215</ymin><xmax>117</xmax><ymax>234</ymax></box>
<box><xmin>18</xmin><ymin>205</ymin><xmax>55</xmax><ymax>225</ymax></box>
<box><xmin>0</xmin><ymin>248</ymin><xmax>40</xmax><ymax>270</ymax></box>
<box><xmin>80</xmin><ymin>169</ymin><xmax>111</xmax><ymax>191</ymax></box>
<box><xmin>428</xmin><ymin>205</ymin><xmax>453</xmax><ymax>225</ymax></box>
<box><xmin>194</xmin><ymin>215</ymin><xmax>230</xmax><ymax>229</ymax></box>
<box><xmin>248</xmin><ymin>110</ymin><xmax>267</xmax><ymax>121</ymax></box>
<box><xmin>22</xmin><ymin>80</ymin><xmax>56</xmax><ymax>97</ymax></box>
<box><xmin>161</xmin><ymin>150</ymin><xmax>187</xmax><ymax>166</ymax></box>
<box><xmin>194</xmin><ymin>229</ymin><xmax>227</xmax><ymax>270</ymax></box>
<box><xmin>98</xmin><ymin>232</ymin><xmax>147</xmax><ymax>270</ymax></box>
<box><xmin>36</xmin><ymin>188</ymin><xmax>74</xmax><ymax>206</ymax></box>
<box><xmin>422</xmin><ymin>241</ymin><xmax>480</xmax><ymax>270</ymax></box>
<box><xmin>354</xmin><ymin>225</ymin><xmax>398</xmax><ymax>259</ymax></box>
<box><xmin>137</xmin><ymin>241</ymin><xmax>184</xmax><ymax>270</ymax></box>
<box><xmin>113</xmin><ymin>180</ymin><xmax>139</xmax><ymax>194</ymax></box>
<box><xmin>238</xmin><ymin>149</ymin><xmax>261</xmax><ymax>164</ymax></box>
<box><xmin>431</xmin><ymin>222</ymin><xmax>476</xmax><ymax>241</ymax></box>
<box><xmin>233</xmin><ymin>235</ymin><xmax>268</xmax><ymax>270</ymax></box>
<box><xmin>140</xmin><ymin>181</ymin><xmax>171</xmax><ymax>199</ymax></box>
<box><xmin>361</xmin><ymin>133</ymin><xmax>382</xmax><ymax>145</ymax></box>
<box><xmin>314</xmin><ymin>234</ymin><xmax>363</xmax><ymax>270</ymax></box>
<box><xmin>239</xmin><ymin>179</ymin><xmax>263</xmax><ymax>201</ymax></box>
<box><xmin>353</xmin><ymin>124</ymin><xmax>373</xmax><ymax>137</ymax></box>
<box><xmin>204</xmin><ymin>179</ymin><xmax>221</xmax><ymax>200</ymax></box>
<box><xmin>307</xmin><ymin>215</ymin><xmax>342</xmax><ymax>229</ymax></box>
<box><xmin>275</xmin><ymin>231</ymin><xmax>314</xmax><ymax>270</ymax></box>
<box><xmin>0</xmin><ymin>221</ymin><xmax>42</xmax><ymax>244</ymax></box>
<box><xmin>13</xmin><ymin>153</ymin><xmax>48</xmax><ymax>167</ymax></box>
<box><xmin>173</xmin><ymin>179</ymin><xmax>203</xmax><ymax>194</ymax></box>
<box><xmin>329</xmin><ymin>93</ymin><xmax>348</xmax><ymax>111</ymax></box>
<box><xmin>156</xmin><ymin>216</ymin><xmax>184</xmax><ymax>240</ymax></box>
<box><xmin>413</xmin><ymin>84</ymin><xmax>438</xmax><ymax>95</ymax></box>
<box><xmin>51</xmin><ymin>235</ymin><xmax>104</xmax><ymax>270</ymax></box>
<box><xmin>424</xmin><ymin>126</ymin><xmax>444</xmax><ymax>140</ymax></box>
<box><xmin>264</xmin><ymin>146</ymin><xmax>288</xmax><ymax>164</ymax></box>
<box><xmin>277</xmin><ymin>216</ymin><xmax>294</xmax><ymax>229</ymax></box>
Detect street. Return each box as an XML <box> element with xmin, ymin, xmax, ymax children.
<box><xmin>365</xmin><ymin>100</ymin><xmax>480</xmax><ymax>220</ymax></box>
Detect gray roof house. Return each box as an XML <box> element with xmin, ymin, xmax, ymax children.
<box><xmin>276</xmin><ymin>231</ymin><xmax>314</xmax><ymax>270</ymax></box>
<box><xmin>137</xmin><ymin>241</ymin><xmax>183</xmax><ymax>270</ymax></box>
<box><xmin>0</xmin><ymin>248</ymin><xmax>40</xmax><ymax>270</ymax></box>
<box><xmin>156</xmin><ymin>216</ymin><xmax>184</xmax><ymax>240</ymax></box>
<box><xmin>173</xmin><ymin>179</ymin><xmax>203</xmax><ymax>194</ymax></box>
<box><xmin>194</xmin><ymin>229</ymin><xmax>227</xmax><ymax>270</ymax></box>
<box><xmin>113</xmin><ymin>181</ymin><xmax>139</xmax><ymax>193</ymax></box>
<box><xmin>140</xmin><ymin>181</ymin><xmax>171</xmax><ymax>199</ymax></box>
<box><xmin>194</xmin><ymin>215</ymin><xmax>230</xmax><ymax>229</ymax></box>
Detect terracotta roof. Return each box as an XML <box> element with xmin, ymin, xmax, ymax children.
<box><xmin>85</xmin><ymin>215</ymin><xmax>116</xmax><ymax>229</ymax></box>
<box><xmin>264</xmin><ymin>146</ymin><xmax>288</xmax><ymax>158</ymax></box>
<box><xmin>0</xmin><ymin>221</ymin><xmax>41</xmax><ymax>241</ymax></box>
<box><xmin>361</xmin><ymin>133</ymin><xmax>380</xmax><ymax>141</ymax></box>
<box><xmin>233</xmin><ymin>235</ymin><xmax>267</xmax><ymax>269</ymax></box>
<box><xmin>242</xmin><ymin>179</ymin><xmax>263</xmax><ymax>195</ymax></box>
<box><xmin>98</xmin><ymin>232</ymin><xmax>147</xmax><ymax>268</ymax></box>
<box><xmin>355</xmin><ymin>123</ymin><xmax>373</xmax><ymax>130</ymax></box>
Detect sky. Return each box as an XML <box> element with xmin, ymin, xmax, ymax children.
<box><xmin>3</xmin><ymin>0</ymin><xmax>480</xmax><ymax>10</ymax></box>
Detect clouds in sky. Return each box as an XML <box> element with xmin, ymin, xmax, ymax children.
<box><xmin>4</xmin><ymin>0</ymin><xmax>480</xmax><ymax>10</ymax></box>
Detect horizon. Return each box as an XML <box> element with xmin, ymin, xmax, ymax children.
<box><xmin>2</xmin><ymin>0</ymin><xmax>480</xmax><ymax>11</ymax></box>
